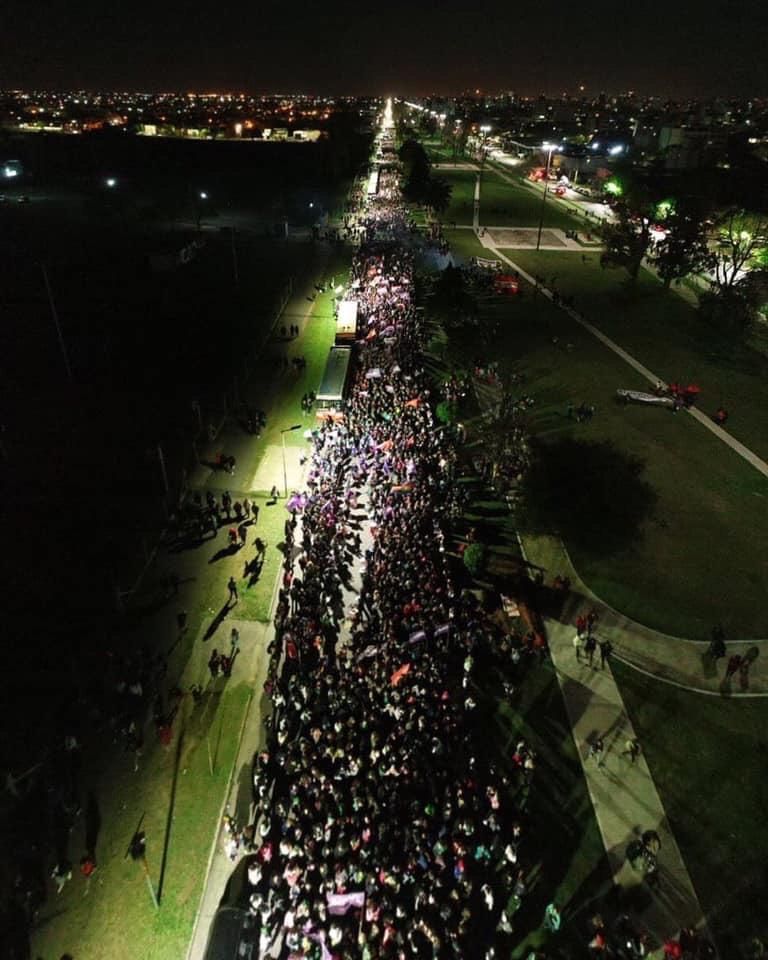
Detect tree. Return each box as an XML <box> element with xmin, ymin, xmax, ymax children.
<box><xmin>425</xmin><ymin>176</ymin><xmax>452</xmax><ymax>214</ymax></box>
<box><xmin>651</xmin><ymin>200</ymin><xmax>714</xmax><ymax>289</ymax></box>
<box><xmin>463</xmin><ymin>543</ymin><xmax>487</xmax><ymax>578</ymax></box>
<box><xmin>521</xmin><ymin>438</ymin><xmax>657</xmax><ymax>555</ymax></box>
<box><xmin>709</xmin><ymin>209</ymin><xmax>768</xmax><ymax>294</ymax></box>
<box><xmin>599</xmin><ymin>171</ymin><xmax>662</xmax><ymax>283</ymax></box>
<box><xmin>600</xmin><ymin>200</ymin><xmax>655</xmax><ymax>283</ymax></box>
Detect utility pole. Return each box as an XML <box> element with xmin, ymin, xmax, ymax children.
<box><xmin>157</xmin><ymin>443</ymin><xmax>169</xmax><ymax>496</ymax></box>
<box><xmin>230</xmin><ymin>228</ymin><xmax>239</xmax><ymax>284</ymax></box>
<box><xmin>536</xmin><ymin>144</ymin><xmax>556</xmax><ymax>252</ymax></box>
<box><xmin>41</xmin><ymin>264</ymin><xmax>73</xmax><ymax>382</ymax></box>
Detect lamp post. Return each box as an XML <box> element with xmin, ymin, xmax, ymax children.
<box><xmin>536</xmin><ymin>143</ymin><xmax>557</xmax><ymax>252</ymax></box>
<box><xmin>41</xmin><ymin>264</ymin><xmax>73</xmax><ymax>383</ymax></box>
<box><xmin>281</xmin><ymin>424</ymin><xmax>302</xmax><ymax>498</ymax></box>
<box><xmin>197</xmin><ymin>191</ymin><xmax>208</xmax><ymax>230</ymax></box>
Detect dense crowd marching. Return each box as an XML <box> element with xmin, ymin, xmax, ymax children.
<box><xmin>246</xmin><ymin>142</ymin><xmax>538</xmax><ymax>960</ymax></box>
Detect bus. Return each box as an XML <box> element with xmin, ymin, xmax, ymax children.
<box><xmin>316</xmin><ymin>345</ymin><xmax>354</xmax><ymax>419</ymax></box>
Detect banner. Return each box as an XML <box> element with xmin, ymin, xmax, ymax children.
<box><xmin>326</xmin><ymin>891</ymin><xmax>366</xmax><ymax>915</ymax></box>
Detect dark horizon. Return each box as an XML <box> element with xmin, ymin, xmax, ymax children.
<box><xmin>2</xmin><ymin>0</ymin><xmax>767</xmax><ymax>99</ymax></box>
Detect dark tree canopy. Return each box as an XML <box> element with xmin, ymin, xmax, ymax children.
<box><xmin>521</xmin><ymin>437</ymin><xmax>657</xmax><ymax>555</ymax></box>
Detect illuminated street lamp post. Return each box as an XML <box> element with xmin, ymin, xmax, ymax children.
<box><xmin>281</xmin><ymin>424</ymin><xmax>302</xmax><ymax>498</ymax></box>
<box><xmin>536</xmin><ymin>143</ymin><xmax>557</xmax><ymax>252</ymax></box>
<box><xmin>197</xmin><ymin>191</ymin><xmax>208</xmax><ymax>230</ymax></box>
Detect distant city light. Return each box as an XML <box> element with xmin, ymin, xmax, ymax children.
<box><xmin>199</xmin><ymin>191</ymin><xmax>208</xmax><ymax>200</ymax></box>
<box><xmin>3</xmin><ymin>165</ymin><xmax>19</xmax><ymax>178</ymax></box>
<box><xmin>608</xmin><ymin>144</ymin><xmax>624</xmax><ymax>156</ymax></box>
<box><xmin>105</xmin><ymin>177</ymin><xmax>117</xmax><ymax>187</ymax></box>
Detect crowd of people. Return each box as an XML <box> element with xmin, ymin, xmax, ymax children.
<box><xmin>243</xmin><ymin>142</ymin><xmax>539</xmax><ymax>959</ymax></box>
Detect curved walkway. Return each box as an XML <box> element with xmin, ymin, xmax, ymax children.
<box><xmin>523</xmin><ymin>533</ymin><xmax>768</xmax><ymax>697</ymax></box>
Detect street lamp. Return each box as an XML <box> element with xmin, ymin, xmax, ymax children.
<box><xmin>536</xmin><ymin>143</ymin><xmax>558</xmax><ymax>252</ymax></box>
<box><xmin>199</xmin><ymin>191</ymin><xmax>208</xmax><ymax>200</ymax></box>
<box><xmin>105</xmin><ymin>177</ymin><xmax>117</xmax><ymax>188</ymax></box>
<box><xmin>280</xmin><ymin>424</ymin><xmax>302</xmax><ymax>498</ymax></box>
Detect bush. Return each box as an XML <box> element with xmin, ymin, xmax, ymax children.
<box><xmin>463</xmin><ymin>543</ymin><xmax>487</xmax><ymax>578</ymax></box>
<box><xmin>435</xmin><ymin>400</ymin><xmax>457</xmax><ymax>425</ymax></box>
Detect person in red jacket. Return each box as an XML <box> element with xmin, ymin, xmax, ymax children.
<box><xmin>663</xmin><ymin>938</ymin><xmax>682</xmax><ymax>960</ymax></box>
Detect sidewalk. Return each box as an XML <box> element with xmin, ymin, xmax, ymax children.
<box><xmin>524</xmin><ymin>534</ymin><xmax>768</xmax><ymax>697</ymax></box>
<box><xmin>543</xmin><ymin>611</ymin><xmax>712</xmax><ymax>950</ymax></box>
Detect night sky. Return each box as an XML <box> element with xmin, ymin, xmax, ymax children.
<box><xmin>1</xmin><ymin>0</ymin><xmax>767</xmax><ymax>96</ymax></box>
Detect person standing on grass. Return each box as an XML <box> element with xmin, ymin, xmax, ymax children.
<box><xmin>228</xmin><ymin>576</ymin><xmax>238</xmax><ymax>604</ymax></box>
<box><xmin>543</xmin><ymin>901</ymin><xmax>561</xmax><ymax>932</ymax></box>
<box><xmin>576</xmin><ymin>614</ymin><xmax>587</xmax><ymax>637</ymax></box>
<box><xmin>51</xmin><ymin>861</ymin><xmax>72</xmax><ymax>894</ymax></box>
<box><xmin>208</xmin><ymin>649</ymin><xmax>221</xmax><ymax>679</ymax></box>
<box><xmin>243</xmin><ymin>498</ymin><xmax>252</xmax><ymax>521</ymax></box>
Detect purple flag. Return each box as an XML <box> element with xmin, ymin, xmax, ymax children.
<box><xmin>326</xmin><ymin>891</ymin><xmax>366</xmax><ymax>915</ymax></box>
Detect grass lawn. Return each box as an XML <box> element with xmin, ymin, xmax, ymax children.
<box><xmin>217</xmin><ymin>256</ymin><xmax>347</xmax><ymax>623</ymax></box>
<box><xmin>436</xmin><ymin>273</ymin><xmax>768</xmax><ymax>638</ymax></box>
<box><xmin>612</xmin><ymin>662</ymin><xmax>768</xmax><ymax>959</ymax></box>
<box><xmin>31</xmin><ymin>683</ymin><xmax>251</xmax><ymax>960</ymax></box>
<box><xmin>421</xmin><ymin>136</ymin><xmax>466</xmax><ymax>164</ymax></box>
<box><xmin>442</xmin><ymin>227</ymin><xmax>501</xmax><ymax>264</ymax></box>
<box><xmin>510</xmin><ymin>250</ymin><xmax>768</xmax><ymax>463</ymax></box>
<box><xmin>440</xmin><ymin>168</ymin><xmax>478</xmax><ymax>225</ymax></box>
<box><xmin>479</xmin><ymin>170</ymin><xmax>583</xmax><ymax>233</ymax></box>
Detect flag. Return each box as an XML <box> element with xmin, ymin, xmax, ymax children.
<box><xmin>326</xmin><ymin>891</ymin><xmax>366</xmax><ymax>915</ymax></box>
<box><xmin>390</xmin><ymin>663</ymin><xmax>411</xmax><ymax>686</ymax></box>
<box><xmin>308</xmin><ymin>929</ymin><xmax>334</xmax><ymax>960</ymax></box>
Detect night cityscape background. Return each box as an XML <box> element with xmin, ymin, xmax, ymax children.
<box><xmin>1</xmin><ymin>4</ymin><xmax>767</xmax><ymax>960</ymax></box>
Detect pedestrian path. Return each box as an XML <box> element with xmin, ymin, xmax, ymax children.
<box><xmin>523</xmin><ymin>534</ymin><xmax>768</xmax><ymax>697</ymax></box>
<box><xmin>484</xmin><ymin>243</ymin><xmax>768</xmax><ymax>482</ymax></box>
<box><xmin>544</xmin><ymin>612</ymin><xmax>712</xmax><ymax>952</ymax></box>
